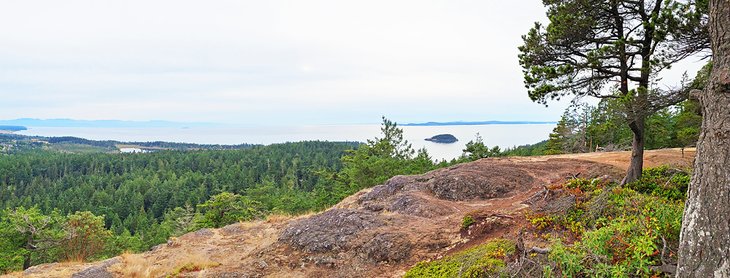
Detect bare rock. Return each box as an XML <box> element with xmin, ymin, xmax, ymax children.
<box><xmin>358</xmin><ymin>233</ymin><xmax>412</xmax><ymax>263</ymax></box>
<box><xmin>428</xmin><ymin>165</ymin><xmax>534</xmax><ymax>201</ymax></box>
<box><xmin>179</xmin><ymin>228</ymin><xmax>215</xmax><ymax>241</ymax></box>
<box><xmin>220</xmin><ymin>223</ymin><xmax>246</xmax><ymax>236</ymax></box>
<box><xmin>279</xmin><ymin>209</ymin><xmax>383</xmax><ymax>253</ymax></box>
<box><xmin>386</xmin><ymin>193</ymin><xmax>455</xmax><ymax>218</ymax></box>
<box><xmin>359</xmin><ymin>175</ymin><xmax>412</xmax><ymax>202</ymax></box>
<box><xmin>23</xmin><ymin>263</ymin><xmax>58</xmax><ymax>275</ymax></box>
<box><xmin>72</xmin><ymin>258</ymin><xmax>120</xmax><ymax>278</ymax></box>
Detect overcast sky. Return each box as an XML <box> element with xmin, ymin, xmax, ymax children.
<box><xmin>0</xmin><ymin>1</ymin><xmax>704</xmax><ymax>125</ymax></box>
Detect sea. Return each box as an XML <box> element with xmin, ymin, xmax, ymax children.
<box><xmin>18</xmin><ymin>124</ymin><xmax>555</xmax><ymax>161</ymax></box>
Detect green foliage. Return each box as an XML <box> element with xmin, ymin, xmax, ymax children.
<box><xmin>543</xmin><ymin>97</ymin><xmax>703</xmax><ymax>154</ymax></box>
<box><xmin>626</xmin><ymin>166</ymin><xmax>691</xmax><ymax>200</ymax></box>
<box><xmin>461</xmin><ymin>133</ymin><xmax>502</xmax><ymax>161</ymax></box>
<box><xmin>518</xmin><ymin>0</ymin><xmax>704</xmax><ymax>104</ymax></box>
<box><xmin>61</xmin><ymin>211</ymin><xmax>112</xmax><ymax>262</ymax></box>
<box><xmin>0</xmin><ymin>207</ymin><xmax>116</xmax><ymax>272</ymax></box>
<box><xmin>527</xmin><ymin>213</ymin><xmax>555</xmax><ymax>231</ymax></box>
<box><xmin>159</xmin><ymin>205</ymin><xmax>196</xmax><ymax>237</ymax></box>
<box><xmin>564</xmin><ymin>178</ymin><xmax>601</xmax><ymax>193</ymax></box>
<box><xmin>462</xmin><ymin>215</ymin><xmax>475</xmax><ymax>229</ymax></box>
<box><xmin>0</xmin><ymin>141</ymin><xmax>357</xmax><ymax>270</ymax></box>
<box><xmin>491</xmin><ymin>90</ymin><xmax>702</xmax><ymax>157</ymax></box>
<box><xmin>550</xmin><ymin>217</ymin><xmax>661</xmax><ymax>277</ymax></box>
<box><xmin>500</xmin><ymin>140</ymin><xmax>548</xmax><ymax>157</ymax></box>
<box><xmin>545</xmin><ymin>104</ymin><xmax>593</xmax><ymax>154</ymax></box>
<box><xmin>338</xmin><ymin>117</ymin><xmax>437</xmax><ymax>193</ymax></box>
<box><xmin>545</xmin><ymin>167</ymin><xmax>687</xmax><ymax>277</ymax></box>
<box><xmin>404</xmin><ymin>239</ymin><xmax>515</xmax><ymax>278</ymax></box>
<box><xmin>0</xmin><ymin>120</ymin><xmax>446</xmax><ymax>271</ymax></box>
<box><xmin>0</xmin><ymin>206</ymin><xmax>64</xmax><ymax>272</ymax></box>
<box><xmin>195</xmin><ymin>192</ymin><xmax>264</xmax><ymax>228</ymax></box>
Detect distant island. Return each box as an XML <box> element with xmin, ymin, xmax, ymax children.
<box><xmin>425</xmin><ymin>134</ymin><xmax>458</xmax><ymax>144</ymax></box>
<box><xmin>404</xmin><ymin>121</ymin><xmax>556</xmax><ymax>126</ymax></box>
<box><xmin>0</xmin><ymin>125</ymin><xmax>27</xmax><ymax>132</ymax></box>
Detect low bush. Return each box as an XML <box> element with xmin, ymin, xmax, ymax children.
<box><xmin>404</xmin><ymin>239</ymin><xmax>515</xmax><ymax>278</ymax></box>
<box><xmin>546</xmin><ymin>166</ymin><xmax>688</xmax><ymax>277</ymax></box>
<box><xmin>625</xmin><ymin>165</ymin><xmax>690</xmax><ymax>200</ymax></box>
<box><xmin>462</xmin><ymin>215</ymin><xmax>476</xmax><ymax>229</ymax></box>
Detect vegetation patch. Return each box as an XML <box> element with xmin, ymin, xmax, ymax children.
<box><xmin>461</xmin><ymin>215</ymin><xmax>475</xmax><ymax>230</ymax></box>
<box><xmin>625</xmin><ymin>165</ymin><xmax>690</xmax><ymax>201</ymax></box>
<box><xmin>528</xmin><ymin>167</ymin><xmax>688</xmax><ymax>277</ymax></box>
<box><xmin>404</xmin><ymin>239</ymin><xmax>515</xmax><ymax>278</ymax></box>
<box><xmin>167</xmin><ymin>261</ymin><xmax>221</xmax><ymax>278</ymax></box>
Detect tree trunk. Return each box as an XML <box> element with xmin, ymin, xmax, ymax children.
<box><xmin>621</xmin><ymin>116</ymin><xmax>645</xmax><ymax>185</ymax></box>
<box><xmin>676</xmin><ymin>0</ymin><xmax>730</xmax><ymax>276</ymax></box>
<box><xmin>23</xmin><ymin>234</ymin><xmax>32</xmax><ymax>270</ymax></box>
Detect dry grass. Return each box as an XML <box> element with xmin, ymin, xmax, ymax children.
<box><xmin>110</xmin><ymin>251</ymin><xmax>221</xmax><ymax>278</ymax></box>
<box><xmin>109</xmin><ymin>252</ymin><xmax>164</xmax><ymax>278</ymax></box>
<box><xmin>265</xmin><ymin>213</ymin><xmax>299</xmax><ymax>223</ymax></box>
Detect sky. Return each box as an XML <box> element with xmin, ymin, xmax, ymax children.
<box><xmin>0</xmin><ymin>0</ymin><xmax>704</xmax><ymax>125</ymax></box>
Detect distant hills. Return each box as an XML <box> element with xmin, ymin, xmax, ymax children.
<box><xmin>0</xmin><ymin>118</ymin><xmax>214</xmax><ymax>128</ymax></box>
<box><xmin>403</xmin><ymin>120</ymin><xmax>556</xmax><ymax>126</ymax></box>
<box><xmin>0</xmin><ymin>125</ymin><xmax>27</xmax><ymax>131</ymax></box>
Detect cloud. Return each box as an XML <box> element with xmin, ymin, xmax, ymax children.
<box><xmin>0</xmin><ymin>0</ymin><xmax>702</xmax><ymax>124</ymax></box>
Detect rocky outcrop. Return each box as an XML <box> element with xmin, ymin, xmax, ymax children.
<box><xmin>71</xmin><ymin>258</ymin><xmax>120</xmax><ymax>278</ymax></box>
<box><xmin>273</xmin><ymin>157</ymin><xmax>618</xmax><ymax>277</ymax></box>
<box><xmin>280</xmin><ymin>209</ymin><xmax>384</xmax><ymax>253</ymax></box>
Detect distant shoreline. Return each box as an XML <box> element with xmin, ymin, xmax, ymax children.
<box><xmin>0</xmin><ymin>125</ymin><xmax>27</xmax><ymax>132</ymax></box>
<box><xmin>403</xmin><ymin>121</ymin><xmax>556</xmax><ymax>126</ymax></box>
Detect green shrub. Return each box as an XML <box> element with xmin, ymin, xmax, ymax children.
<box><xmin>626</xmin><ymin>166</ymin><xmax>690</xmax><ymax>200</ymax></box>
<box><xmin>527</xmin><ymin>213</ymin><xmax>554</xmax><ymax>231</ymax></box>
<box><xmin>546</xmin><ymin>166</ymin><xmax>686</xmax><ymax>277</ymax></box>
<box><xmin>564</xmin><ymin>178</ymin><xmax>601</xmax><ymax>193</ymax></box>
<box><xmin>404</xmin><ymin>239</ymin><xmax>515</xmax><ymax>278</ymax></box>
<box><xmin>462</xmin><ymin>215</ymin><xmax>476</xmax><ymax>229</ymax></box>
<box><xmin>550</xmin><ymin>217</ymin><xmax>660</xmax><ymax>277</ymax></box>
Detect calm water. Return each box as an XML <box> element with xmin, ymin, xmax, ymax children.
<box><xmin>18</xmin><ymin>124</ymin><xmax>554</xmax><ymax>161</ymax></box>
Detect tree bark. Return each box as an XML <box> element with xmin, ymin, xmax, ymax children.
<box><xmin>23</xmin><ymin>234</ymin><xmax>33</xmax><ymax>270</ymax></box>
<box><xmin>622</xmin><ymin>116</ymin><xmax>646</xmax><ymax>185</ymax></box>
<box><xmin>676</xmin><ymin>0</ymin><xmax>730</xmax><ymax>276</ymax></box>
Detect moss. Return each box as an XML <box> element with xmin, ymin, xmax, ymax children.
<box><xmin>404</xmin><ymin>239</ymin><xmax>515</xmax><ymax>278</ymax></box>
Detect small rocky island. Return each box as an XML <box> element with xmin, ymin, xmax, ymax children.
<box><xmin>425</xmin><ymin>134</ymin><xmax>458</xmax><ymax>144</ymax></box>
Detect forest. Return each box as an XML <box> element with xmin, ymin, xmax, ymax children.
<box><xmin>0</xmin><ymin>118</ymin><xmax>448</xmax><ymax>273</ymax></box>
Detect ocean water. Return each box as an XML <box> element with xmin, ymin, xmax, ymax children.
<box><xmin>18</xmin><ymin>124</ymin><xmax>554</xmax><ymax>161</ymax></box>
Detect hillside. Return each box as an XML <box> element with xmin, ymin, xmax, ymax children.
<box><xmin>7</xmin><ymin>148</ymin><xmax>694</xmax><ymax>278</ymax></box>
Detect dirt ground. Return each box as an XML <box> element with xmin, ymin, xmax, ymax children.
<box><xmin>549</xmin><ymin>148</ymin><xmax>695</xmax><ymax>169</ymax></box>
<box><xmin>7</xmin><ymin>148</ymin><xmax>695</xmax><ymax>278</ymax></box>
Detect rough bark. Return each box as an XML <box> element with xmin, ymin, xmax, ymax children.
<box><xmin>676</xmin><ymin>0</ymin><xmax>730</xmax><ymax>276</ymax></box>
<box><xmin>622</xmin><ymin>116</ymin><xmax>646</xmax><ymax>185</ymax></box>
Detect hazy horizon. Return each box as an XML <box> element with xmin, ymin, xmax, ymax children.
<box><xmin>0</xmin><ymin>117</ymin><xmax>556</xmax><ymax>127</ymax></box>
<box><xmin>0</xmin><ymin>1</ymin><xmax>703</xmax><ymax>125</ymax></box>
